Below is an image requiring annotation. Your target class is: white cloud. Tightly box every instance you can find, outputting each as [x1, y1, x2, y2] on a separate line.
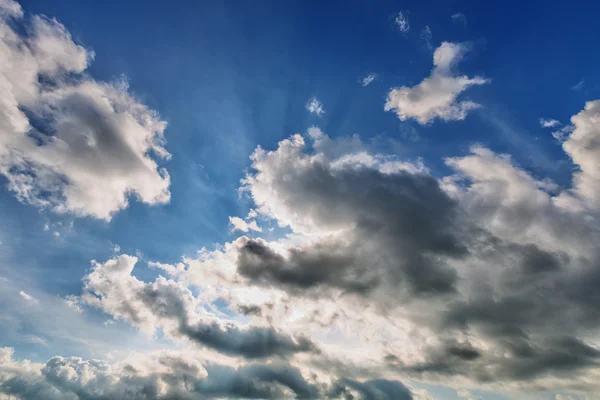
[385, 42, 489, 124]
[560, 99, 600, 208]
[394, 11, 410, 33]
[19, 290, 38, 303]
[361, 73, 377, 87]
[229, 216, 262, 233]
[0, 0, 171, 220]
[306, 97, 325, 116]
[540, 118, 561, 128]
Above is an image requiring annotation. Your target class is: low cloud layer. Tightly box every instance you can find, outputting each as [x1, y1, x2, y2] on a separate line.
[0, 0, 170, 220]
[385, 42, 488, 124]
[0, 347, 415, 399]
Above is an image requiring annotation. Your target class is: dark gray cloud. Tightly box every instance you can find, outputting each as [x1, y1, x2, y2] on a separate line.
[241, 147, 469, 298]
[180, 322, 316, 359]
[235, 132, 600, 390]
[328, 378, 413, 400]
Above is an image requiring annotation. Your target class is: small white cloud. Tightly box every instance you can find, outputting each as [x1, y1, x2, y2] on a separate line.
[420, 25, 433, 49]
[229, 216, 262, 233]
[394, 11, 410, 33]
[361, 73, 377, 87]
[385, 42, 488, 124]
[306, 97, 325, 116]
[540, 118, 561, 128]
[43, 223, 49, 231]
[19, 291, 38, 304]
[451, 13, 467, 26]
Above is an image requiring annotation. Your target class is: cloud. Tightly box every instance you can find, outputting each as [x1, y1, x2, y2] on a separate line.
[306, 97, 325, 116]
[361, 73, 377, 87]
[560, 100, 600, 208]
[0, 347, 416, 399]
[19, 291, 38, 304]
[174, 127, 600, 392]
[451, 13, 467, 27]
[572, 79, 585, 91]
[540, 118, 561, 128]
[229, 216, 262, 233]
[394, 11, 410, 33]
[0, 0, 171, 220]
[385, 42, 489, 124]
[81, 255, 316, 359]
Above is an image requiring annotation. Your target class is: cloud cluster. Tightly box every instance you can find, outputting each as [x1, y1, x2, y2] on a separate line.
[81, 255, 315, 360]
[0, 0, 171, 220]
[0, 347, 416, 399]
[385, 42, 488, 124]
[164, 124, 600, 394]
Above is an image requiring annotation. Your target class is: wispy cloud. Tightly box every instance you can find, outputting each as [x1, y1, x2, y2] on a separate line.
[540, 118, 561, 128]
[572, 79, 584, 91]
[360, 73, 377, 87]
[420, 25, 433, 49]
[451, 12, 467, 27]
[394, 11, 410, 33]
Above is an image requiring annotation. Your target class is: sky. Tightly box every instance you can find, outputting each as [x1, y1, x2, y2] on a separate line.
[1, 0, 600, 398]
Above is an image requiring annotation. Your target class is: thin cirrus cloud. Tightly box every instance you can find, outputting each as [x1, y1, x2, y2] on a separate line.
[451, 12, 468, 26]
[0, 0, 171, 221]
[385, 41, 489, 124]
[361, 73, 377, 87]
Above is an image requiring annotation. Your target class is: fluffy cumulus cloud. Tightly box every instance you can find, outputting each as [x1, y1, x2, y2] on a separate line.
[4, 1, 600, 399]
[560, 100, 600, 209]
[4, 118, 600, 397]
[150, 123, 600, 395]
[229, 216, 262, 233]
[80, 255, 315, 359]
[385, 42, 488, 124]
[0, 346, 416, 399]
[0, 0, 171, 220]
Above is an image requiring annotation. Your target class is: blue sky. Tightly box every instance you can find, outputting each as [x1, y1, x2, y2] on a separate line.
[1, 0, 600, 399]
